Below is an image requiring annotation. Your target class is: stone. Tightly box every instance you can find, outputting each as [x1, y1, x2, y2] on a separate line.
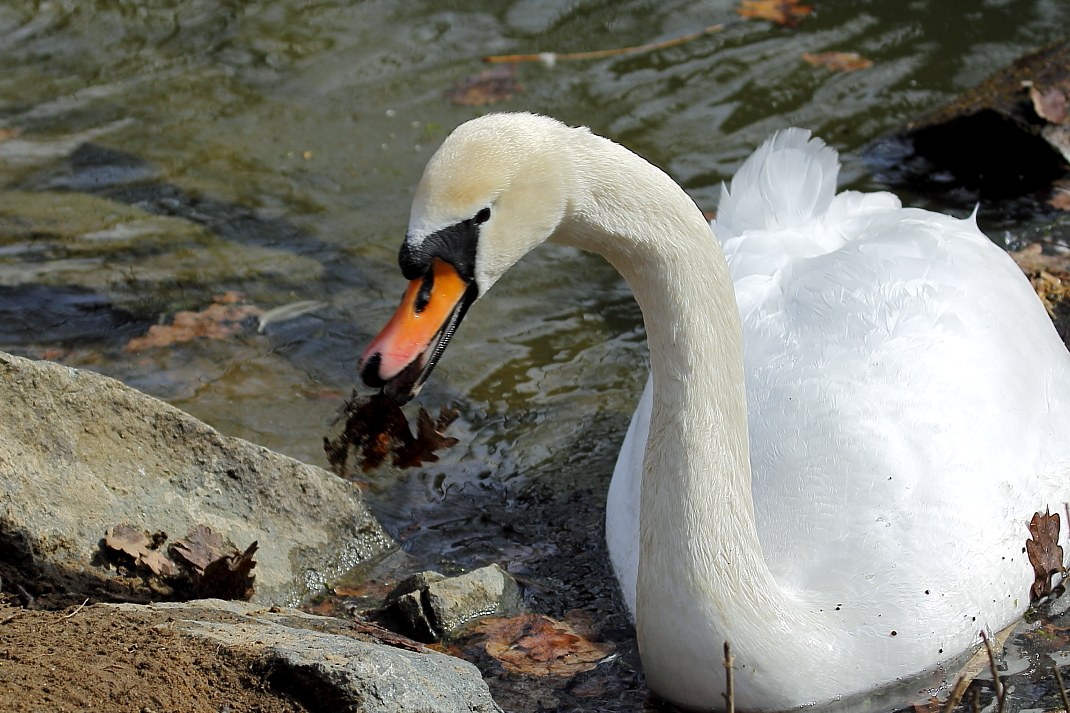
[0, 351, 394, 606]
[382, 565, 522, 642]
[110, 599, 504, 713]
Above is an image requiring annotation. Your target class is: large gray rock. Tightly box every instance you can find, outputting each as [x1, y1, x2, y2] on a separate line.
[0, 351, 394, 605]
[111, 599, 504, 713]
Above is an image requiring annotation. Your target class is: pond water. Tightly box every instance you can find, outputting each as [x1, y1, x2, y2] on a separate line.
[2, 0, 1070, 711]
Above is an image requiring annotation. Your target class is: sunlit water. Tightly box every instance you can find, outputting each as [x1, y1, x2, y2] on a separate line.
[2, 1, 1070, 710]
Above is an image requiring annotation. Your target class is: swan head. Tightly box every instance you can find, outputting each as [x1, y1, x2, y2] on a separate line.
[359, 113, 575, 402]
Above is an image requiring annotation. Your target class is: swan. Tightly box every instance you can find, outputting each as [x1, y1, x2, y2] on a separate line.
[358, 112, 1070, 711]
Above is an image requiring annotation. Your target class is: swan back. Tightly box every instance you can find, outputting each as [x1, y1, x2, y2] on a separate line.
[610, 125, 1070, 709]
[714, 128, 839, 239]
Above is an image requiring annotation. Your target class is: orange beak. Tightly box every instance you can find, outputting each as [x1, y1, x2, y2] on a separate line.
[359, 258, 476, 403]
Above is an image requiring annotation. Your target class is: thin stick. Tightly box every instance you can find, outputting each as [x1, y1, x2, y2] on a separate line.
[1055, 666, 1070, 713]
[723, 640, 735, 713]
[942, 675, 969, 713]
[484, 22, 734, 64]
[62, 598, 90, 619]
[971, 686, 981, 713]
[980, 631, 1005, 713]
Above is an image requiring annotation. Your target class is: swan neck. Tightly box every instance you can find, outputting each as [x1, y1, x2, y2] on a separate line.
[557, 132, 772, 593]
[548, 129, 837, 708]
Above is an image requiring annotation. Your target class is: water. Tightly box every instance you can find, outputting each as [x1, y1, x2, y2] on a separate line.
[2, 1, 1070, 710]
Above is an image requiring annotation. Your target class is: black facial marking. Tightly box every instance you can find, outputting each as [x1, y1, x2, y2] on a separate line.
[399, 208, 490, 283]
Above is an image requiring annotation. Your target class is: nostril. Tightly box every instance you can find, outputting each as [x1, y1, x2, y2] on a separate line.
[360, 352, 385, 388]
[414, 271, 434, 314]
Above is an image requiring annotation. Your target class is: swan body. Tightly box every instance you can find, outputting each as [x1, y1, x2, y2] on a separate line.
[359, 113, 1070, 711]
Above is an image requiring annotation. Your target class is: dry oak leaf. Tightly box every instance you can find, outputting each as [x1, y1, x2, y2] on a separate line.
[802, 51, 873, 73]
[474, 613, 615, 677]
[171, 524, 228, 574]
[1009, 243, 1070, 315]
[1030, 85, 1070, 125]
[444, 65, 525, 106]
[104, 525, 176, 576]
[324, 392, 459, 474]
[736, 0, 813, 28]
[1051, 187, 1070, 211]
[1026, 508, 1065, 601]
[196, 541, 258, 601]
[126, 291, 263, 352]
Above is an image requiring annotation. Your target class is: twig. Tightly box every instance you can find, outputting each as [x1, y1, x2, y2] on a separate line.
[971, 686, 981, 713]
[1055, 666, 1070, 713]
[723, 640, 735, 713]
[62, 598, 90, 619]
[943, 674, 969, 713]
[980, 630, 1005, 713]
[484, 21, 737, 64]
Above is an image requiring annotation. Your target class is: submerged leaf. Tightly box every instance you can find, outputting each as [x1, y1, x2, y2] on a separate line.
[473, 612, 615, 677]
[801, 51, 873, 73]
[444, 65, 525, 106]
[736, 0, 813, 27]
[126, 292, 263, 351]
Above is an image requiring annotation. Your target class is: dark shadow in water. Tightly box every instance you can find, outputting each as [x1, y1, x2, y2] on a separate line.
[0, 284, 151, 346]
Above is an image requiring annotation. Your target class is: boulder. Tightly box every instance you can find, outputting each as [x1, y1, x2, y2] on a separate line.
[110, 599, 504, 713]
[0, 351, 394, 606]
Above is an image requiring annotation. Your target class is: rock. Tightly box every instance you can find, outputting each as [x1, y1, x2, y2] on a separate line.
[866, 38, 1070, 211]
[382, 565, 522, 642]
[0, 351, 394, 606]
[110, 599, 504, 713]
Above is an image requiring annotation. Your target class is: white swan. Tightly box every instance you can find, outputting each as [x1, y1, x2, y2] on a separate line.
[359, 113, 1070, 711]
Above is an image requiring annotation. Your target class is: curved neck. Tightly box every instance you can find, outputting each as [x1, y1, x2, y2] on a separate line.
[551, 131, 830, 708]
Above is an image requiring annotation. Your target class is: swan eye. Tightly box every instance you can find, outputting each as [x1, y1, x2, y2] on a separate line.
[474, 207, 491, 224]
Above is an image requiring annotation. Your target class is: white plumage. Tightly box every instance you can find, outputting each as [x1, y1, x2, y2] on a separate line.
[607, 127, 1070, 709]
[374, 114, 1070, 711]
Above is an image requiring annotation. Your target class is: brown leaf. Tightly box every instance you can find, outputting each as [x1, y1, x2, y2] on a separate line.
[912, 697, 943, 713]
[126, 292, 263, 351]
[0, 128, 21, 141]
[324, 392, 459, 474]
[801, 52, 873, 73]
[393, 407, 460, 469]
[196, 541, 257, 601]
[104, 525, 176, 577]
[444, 65, 525, 106]
[1051, 187, 1070, 211]
[473, 613, 615, 677]
[1030, 85, 1070, 125]
[736, 0, 813, 27]
[171, 525, 228, 574]
[1009, 243, 1070, 315]
[1026, 508, 1065, 601]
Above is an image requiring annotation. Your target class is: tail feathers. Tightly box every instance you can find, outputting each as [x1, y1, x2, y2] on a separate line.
[714, 128, 840, 240]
